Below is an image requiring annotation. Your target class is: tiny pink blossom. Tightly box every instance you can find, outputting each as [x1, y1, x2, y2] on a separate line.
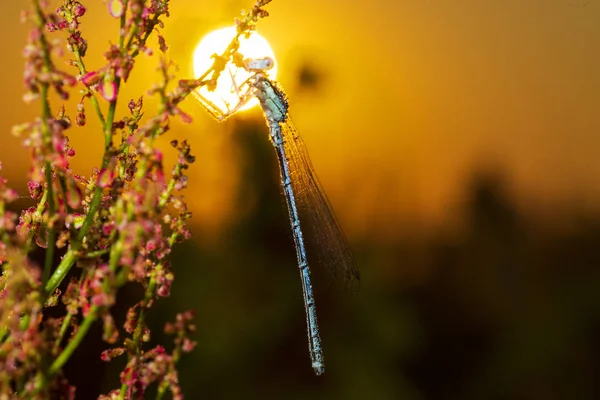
[54, 155, 70, 170]
[158, 35, 168, 53]
[46, 22, 59, 32]
[92, 293, 108, 307]
[66, 184, 82, 209]
[81, 71, 101, 86]
[108, 0, 124, 18]
[145, 240, 157, 252]
[153, 149, 163, 162]
[28, 181, 42, 198]
[62, 73, 77, 86]
[52, 135, 66, 153]
[182, 338, 197, 353]
[177, 110, 193, 124]
[100, 81, 117, 101]
[102, 222, 115, 236]
[2, 188, 19, 203]
[101, 347, 125, 362]
[97, 168, 115, 188]
[65, 213, 85, 229]
[76, 112, 86, 126]
[74, 4, 86, 17]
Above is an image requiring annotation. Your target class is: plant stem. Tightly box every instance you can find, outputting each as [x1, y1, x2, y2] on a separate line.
[118, 274, 157, 398]
[53, 313, 73, 354]
[44, 249, 76, 293]
[35, 0, 58, 288]
[158, 163, 181, 209]
[42, 175, 56, 286]
[41, 225, 56, 285]
[83, 249, 110, 258]
[48, 306, 98, 376]
[72, 46, 106, 127]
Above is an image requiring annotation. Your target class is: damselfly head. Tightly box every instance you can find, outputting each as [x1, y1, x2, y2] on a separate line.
[244, 57, 275, 73]
[192, 28, 278, 120]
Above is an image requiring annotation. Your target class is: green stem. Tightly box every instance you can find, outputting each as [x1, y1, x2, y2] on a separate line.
[158, 164, 181, 209]
[31, 0, 62, 293]
[77, 184, 104, 243]
[52, 313, 73, 354]
[45, 171, 107, 295]
[24, 186, 48, 253]
[83, 249, 110, 259]
[133, 277, 156, 348]
[119, 274, 157, 398]
[27, 306, 98, 396]
[119, 0, 129, 49]
[156, 382, 168, 400]
[48, 306, 98, 376]
[44, 249, 76, 293]
[37, 0, 58, 283]
[42, 227, 56, 285]
[156, 325, 185, 400]
[33, 17, 52, 120]
[0, 326, 7, 345]
[104, 82, 121, 148]
[109, 238, 124, 272]
[40, 164, 57, 292]
[72, 47, 106, 127]
[41, 196, 56, 279]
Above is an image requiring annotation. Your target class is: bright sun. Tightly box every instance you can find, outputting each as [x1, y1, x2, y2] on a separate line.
[192, 27, 277, 115]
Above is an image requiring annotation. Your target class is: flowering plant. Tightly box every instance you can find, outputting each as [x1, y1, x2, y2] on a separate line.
[0, 0, 272, 398]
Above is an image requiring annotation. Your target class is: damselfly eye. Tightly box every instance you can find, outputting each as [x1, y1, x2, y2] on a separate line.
[244, 57, 275, 72]
[262, 57, 274, 69]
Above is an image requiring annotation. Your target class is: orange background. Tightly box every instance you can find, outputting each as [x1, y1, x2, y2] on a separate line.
[1, 1, 599, 398]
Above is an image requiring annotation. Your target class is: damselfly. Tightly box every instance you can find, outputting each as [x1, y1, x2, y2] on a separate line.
[194, 56, 360, 375]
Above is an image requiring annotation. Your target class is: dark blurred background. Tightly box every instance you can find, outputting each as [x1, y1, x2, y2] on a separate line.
[2, 1, 600, 399]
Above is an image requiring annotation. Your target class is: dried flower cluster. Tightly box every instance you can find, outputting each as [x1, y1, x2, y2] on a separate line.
[0, 0, 273, 397]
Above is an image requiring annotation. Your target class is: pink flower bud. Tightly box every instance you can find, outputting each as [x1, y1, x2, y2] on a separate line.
[63, 74, 77, 86]
[153, 149, 163, 162]
[66, 183, 82, 209]
[28, 181, 42, 199]
[76, 112, 86, 126]
[182, 338, 197, 352]
[2, 188, 19, 203]
[102, 222, 115, 236]
[108, 0, 124, 18]
[101, 347, 125, 362]
[74, 5, 86, 17]
[52, 135, 65, 153]
[178, 109, 193, 124]
[97, 168, 114, 188]
[100, 81, 117, 101]
[53, 155, 70, 170]
[81, 71, 101, 86]
[145, 239, 157, 252]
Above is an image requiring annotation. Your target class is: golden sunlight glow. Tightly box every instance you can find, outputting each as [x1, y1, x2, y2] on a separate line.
[192, 27, 277, 116]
